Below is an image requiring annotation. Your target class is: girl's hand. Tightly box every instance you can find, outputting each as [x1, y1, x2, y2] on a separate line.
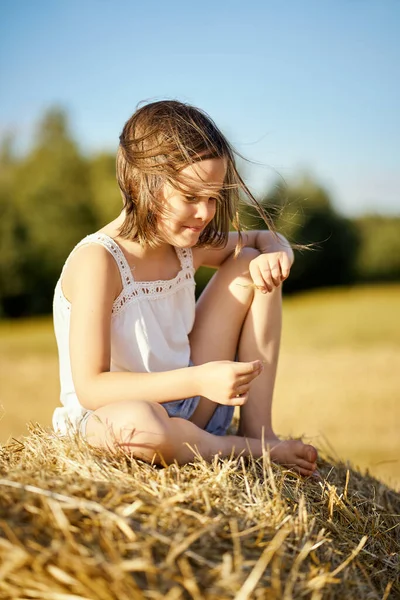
[249, 250, 292, 293]
[196, 360, 263, 406]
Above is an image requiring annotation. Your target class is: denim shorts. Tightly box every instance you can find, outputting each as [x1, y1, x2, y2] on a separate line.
[160, 396, 234, 436]
[78, 396, 234, 440]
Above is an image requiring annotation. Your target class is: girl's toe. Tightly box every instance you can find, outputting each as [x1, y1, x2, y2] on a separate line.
[303, 444, 318, 463]
[293, 441, 317, 464]
[295, 466, 315, 477]
[295, 458, 317, 473]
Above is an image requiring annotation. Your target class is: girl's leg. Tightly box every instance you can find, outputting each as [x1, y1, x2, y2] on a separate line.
[189, 248, 318, 473]
[84, 398, 269, 466]
[236, 282, 281, 440]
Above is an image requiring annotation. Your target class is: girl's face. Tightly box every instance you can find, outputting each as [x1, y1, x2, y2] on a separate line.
[158, 157, 227, 247]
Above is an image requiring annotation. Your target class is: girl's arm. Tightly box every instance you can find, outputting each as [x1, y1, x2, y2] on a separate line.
[193, 230, 294, 292]
[193, 230, 294, 269]
[66, 244, 257, 411]
[194, 229, 294, 281]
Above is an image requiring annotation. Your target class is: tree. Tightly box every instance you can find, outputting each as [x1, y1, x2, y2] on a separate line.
[355, 215, 400, 282]
[5, 108, 97, 315]
[88, 152, 122, 226]
[0, 135, 28, 315]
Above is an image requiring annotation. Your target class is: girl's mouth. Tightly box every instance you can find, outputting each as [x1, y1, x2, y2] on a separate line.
[184, 226, 203, 232]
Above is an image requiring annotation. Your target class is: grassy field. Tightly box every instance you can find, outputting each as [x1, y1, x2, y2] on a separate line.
[0, 284, 399, 490]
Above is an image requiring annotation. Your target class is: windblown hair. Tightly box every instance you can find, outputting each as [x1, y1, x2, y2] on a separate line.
[116, 100, 274, 250]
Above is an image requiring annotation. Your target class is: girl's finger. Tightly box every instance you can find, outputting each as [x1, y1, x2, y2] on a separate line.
[259, 264, 273, 292]
[280, 253, 291, 280]
[236, 360, 263, 375]
[234, 383, 250, 396]
[249, 262, 268, 292]
[270, 262, 283, 287]
[237, 369, 262, 385]
[237, 371, 261, 387]
[230, 392, 248, 405]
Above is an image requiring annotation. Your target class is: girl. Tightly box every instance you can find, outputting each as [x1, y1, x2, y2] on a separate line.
[52, 100, 318, 476]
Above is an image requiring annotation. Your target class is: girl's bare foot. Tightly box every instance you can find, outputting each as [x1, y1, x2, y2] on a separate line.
[265, 437, 318, 477]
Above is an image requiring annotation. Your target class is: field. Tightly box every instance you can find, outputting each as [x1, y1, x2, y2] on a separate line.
[0, 284, 399, 492]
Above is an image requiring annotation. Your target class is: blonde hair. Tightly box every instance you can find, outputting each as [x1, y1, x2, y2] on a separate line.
[116, 100, 273, 251]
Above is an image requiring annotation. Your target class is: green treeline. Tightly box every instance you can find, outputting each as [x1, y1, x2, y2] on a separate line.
[1, 107, 399, 318]
[0, 109, 122, 318]
[239, 176, 400, 294]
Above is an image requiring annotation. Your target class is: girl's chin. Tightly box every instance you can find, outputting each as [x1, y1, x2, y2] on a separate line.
[176, 227, 202, 240]
[160, 226, 202, 247]
[176, 236, 200, 248]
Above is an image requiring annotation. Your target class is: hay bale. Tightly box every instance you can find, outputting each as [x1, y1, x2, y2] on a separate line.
[0, 423, 398, 599]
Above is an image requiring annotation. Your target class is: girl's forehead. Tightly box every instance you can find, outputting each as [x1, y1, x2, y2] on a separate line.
[178, 157, 227, 187]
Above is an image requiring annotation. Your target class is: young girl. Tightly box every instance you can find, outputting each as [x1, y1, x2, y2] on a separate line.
[52, 100, 318, 476]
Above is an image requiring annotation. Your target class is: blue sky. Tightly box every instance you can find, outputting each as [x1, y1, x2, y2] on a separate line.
[1, 0, 399, 216]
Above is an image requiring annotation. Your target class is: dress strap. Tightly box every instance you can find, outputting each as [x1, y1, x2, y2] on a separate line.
[175, 247, 194, 273]
[63, 233, 134, 288]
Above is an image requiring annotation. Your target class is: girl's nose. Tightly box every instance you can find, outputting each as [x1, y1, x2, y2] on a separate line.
[195, 199, 216, 222]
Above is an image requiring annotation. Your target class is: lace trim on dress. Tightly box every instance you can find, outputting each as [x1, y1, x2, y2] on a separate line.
[112, 269, 195, 315]
[175, 247, 193, 272]
[55, 233, 195, 317]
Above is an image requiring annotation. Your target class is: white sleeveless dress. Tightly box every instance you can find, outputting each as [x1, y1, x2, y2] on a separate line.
[52, 232, 234, 437]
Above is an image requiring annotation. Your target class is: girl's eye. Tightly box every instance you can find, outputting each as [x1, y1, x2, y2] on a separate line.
[186, 196, 217, 203]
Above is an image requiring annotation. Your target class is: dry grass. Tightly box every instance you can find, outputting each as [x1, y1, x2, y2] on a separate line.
[0, 422, 399, 599]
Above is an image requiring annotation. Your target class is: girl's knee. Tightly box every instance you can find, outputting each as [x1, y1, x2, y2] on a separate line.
[224, 247, 260, 293]
[218, 246, 260, 282]
[237, 246, 261, 262]
[86, 400, 174, 463]
[226, 247, 260, 270]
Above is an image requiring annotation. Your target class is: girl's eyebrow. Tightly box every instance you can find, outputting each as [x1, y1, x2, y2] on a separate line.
[184, 190, 223, 201]
[185, 188, 222, 195]
[182, 183, 224, 196]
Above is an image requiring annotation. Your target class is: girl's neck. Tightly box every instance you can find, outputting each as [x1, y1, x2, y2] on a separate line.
[99, 212, 172, 262]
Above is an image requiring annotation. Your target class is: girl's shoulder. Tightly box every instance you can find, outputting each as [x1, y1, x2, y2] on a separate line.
[61, 235, 122, 305]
